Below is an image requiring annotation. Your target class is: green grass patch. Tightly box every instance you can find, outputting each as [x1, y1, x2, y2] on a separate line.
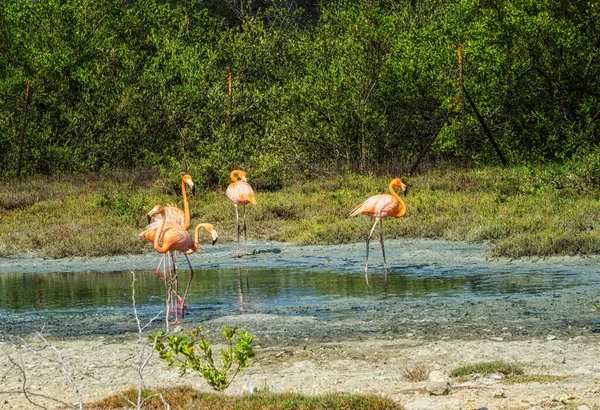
[503, 374, 570, 384]
[88, 386, 404, 410]
[2, 156, 600, 258]
[449, 361, 524, 379]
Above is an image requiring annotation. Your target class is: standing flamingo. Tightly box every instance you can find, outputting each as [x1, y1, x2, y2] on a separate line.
[144, 205, 218, 325]
[225, 170, 257, 256]
[350, 178, 407, 280]
[139, 174, 194, 275]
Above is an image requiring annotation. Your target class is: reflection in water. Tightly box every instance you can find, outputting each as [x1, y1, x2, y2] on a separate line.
[0, 264, 583, 317]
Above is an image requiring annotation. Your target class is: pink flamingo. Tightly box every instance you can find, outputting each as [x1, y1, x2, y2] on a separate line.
[225, 170, 257, 256]
[350, 178, 407, 280]
[145, 205, 218, 325]
[139, 174, 194, 276]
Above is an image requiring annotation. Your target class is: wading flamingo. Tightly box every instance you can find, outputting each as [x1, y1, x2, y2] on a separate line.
[145, 205, 218, 325]
[350, 178, 407, 280]
[139, 174, 195, 275]
[225, 170, 257, 256]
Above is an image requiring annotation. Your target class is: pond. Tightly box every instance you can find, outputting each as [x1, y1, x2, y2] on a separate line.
[1, 240, 599, 339]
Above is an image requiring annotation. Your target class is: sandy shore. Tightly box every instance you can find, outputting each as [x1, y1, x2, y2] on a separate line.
[1, 330, 600, 409]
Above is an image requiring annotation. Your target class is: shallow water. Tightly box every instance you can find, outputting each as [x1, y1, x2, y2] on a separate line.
[1, 240, 599, 339]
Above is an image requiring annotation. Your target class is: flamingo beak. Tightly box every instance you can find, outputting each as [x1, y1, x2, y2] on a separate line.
[211, 230, 218, 245]
[146, 214, 151, 224]
[191, 184, 196, 196]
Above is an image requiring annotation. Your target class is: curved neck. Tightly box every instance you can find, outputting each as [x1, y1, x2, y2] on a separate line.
[181, 178, 190, 229]
[154, 210, 169, 253]
[389, 181, 407, 217]
[230, 170, 242, 182]
[194, 223, 211, 243]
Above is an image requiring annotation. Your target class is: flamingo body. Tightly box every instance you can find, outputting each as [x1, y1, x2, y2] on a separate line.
[350, 194, 402, 219]
[226, 170, 256, 256]
[350, 178, 407, 279]
[143, 205, 218, 326]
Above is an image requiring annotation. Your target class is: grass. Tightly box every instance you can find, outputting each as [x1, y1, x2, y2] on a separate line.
[401, 364, 429, 382]
[503, 374, 571, 384]
[449, 361, 571, 385]
[449, 360, 524, 379]
[1, 154, 600, 258]
[88, 386, 404, 410]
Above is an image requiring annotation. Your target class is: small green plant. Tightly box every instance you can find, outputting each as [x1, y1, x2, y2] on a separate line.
[152, 326, 255, 391]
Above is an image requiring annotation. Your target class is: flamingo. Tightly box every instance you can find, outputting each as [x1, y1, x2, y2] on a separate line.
[145, 205, 218, 325]
[350, 178, 407, 280]
[139, 174, 194, 276]
[225, 170, 257, 256]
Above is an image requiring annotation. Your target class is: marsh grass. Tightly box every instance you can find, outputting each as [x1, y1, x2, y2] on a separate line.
[2, 157, 600, 258]
[89, 386, 404, 409]
[449, 361, 524, 379]
[503, 374, 570, 384]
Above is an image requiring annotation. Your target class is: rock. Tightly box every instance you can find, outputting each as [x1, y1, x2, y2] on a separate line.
[576, 406, 591, 410]
[426, 381, 451, 396]
[547, 335, 557, 341]
[493, 388, 505, 398]
[487, 373, 504, 380]
[427, 371, 451, 395]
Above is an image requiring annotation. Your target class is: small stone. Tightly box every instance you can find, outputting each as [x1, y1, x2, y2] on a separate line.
[426, 381, 451, 396]
[428, 370, 449, 383]
[577, 406, 591, 410]
[487, 373, 504, 380]
[490, 337, 503, 341]
[547, 335, 557, 341]
[493, 388, 505, 398]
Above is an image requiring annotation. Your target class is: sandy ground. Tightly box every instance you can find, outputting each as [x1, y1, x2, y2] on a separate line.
[1, 240, 600, 409]
[1, 330, 600, 409]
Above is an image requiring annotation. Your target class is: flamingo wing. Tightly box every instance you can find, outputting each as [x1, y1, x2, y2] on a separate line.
[350, 194, 399, 218]
[226, 181, 256, 206]
[160, 224, 196, 253]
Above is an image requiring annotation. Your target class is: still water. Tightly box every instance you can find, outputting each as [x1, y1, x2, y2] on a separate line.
[0, 262, 591, 319]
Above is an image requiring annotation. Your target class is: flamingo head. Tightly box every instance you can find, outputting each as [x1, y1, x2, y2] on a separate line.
[231, 169, 247, 182]
[391, 178, 408, 196]
[182, 174, 195, 194]
[146, 205, 165, 224]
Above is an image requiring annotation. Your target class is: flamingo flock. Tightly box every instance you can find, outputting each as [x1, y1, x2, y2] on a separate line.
[141, 171, 407, 326]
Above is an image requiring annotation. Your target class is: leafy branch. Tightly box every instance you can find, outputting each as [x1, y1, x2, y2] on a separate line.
[152, 326, 255, 391]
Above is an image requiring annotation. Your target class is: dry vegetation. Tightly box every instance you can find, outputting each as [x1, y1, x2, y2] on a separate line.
[1, 158, 600, 259]
[88, 386, 404, 410]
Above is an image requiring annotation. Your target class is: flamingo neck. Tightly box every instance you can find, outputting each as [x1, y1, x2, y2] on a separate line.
[194, 223, 212, 243]
[230, 170, 243, 182]
[182, 178, 190, 229]
[154, 209, 169, 253]
[389, 181, 407, 217]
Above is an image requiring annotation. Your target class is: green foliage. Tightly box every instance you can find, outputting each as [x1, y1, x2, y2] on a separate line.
[1, 1, 599, 178]
[153, 326, 255, 391]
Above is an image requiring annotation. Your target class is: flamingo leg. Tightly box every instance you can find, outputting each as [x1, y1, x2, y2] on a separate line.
[155, 254, 166, 279]
[235, 205, 241, 257]
[164, 252, 172, 331]
[243, 205, 248, 255]
[380, 219, 388, 280]
[365, 218, 380, 280]
[169, 252, 181, 325]
[179, 253, 195, 317]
